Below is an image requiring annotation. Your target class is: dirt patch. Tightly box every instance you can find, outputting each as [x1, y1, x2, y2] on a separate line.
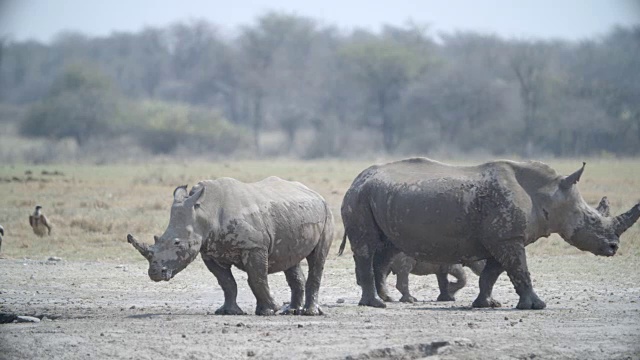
[1, 255, 639, 359]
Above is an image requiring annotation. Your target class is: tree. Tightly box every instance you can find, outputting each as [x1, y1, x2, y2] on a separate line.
[340, 26, 431, 153]
[21, 63, 122, 146]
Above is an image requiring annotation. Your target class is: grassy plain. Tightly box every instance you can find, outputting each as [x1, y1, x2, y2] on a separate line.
[0, 157, 639, 261]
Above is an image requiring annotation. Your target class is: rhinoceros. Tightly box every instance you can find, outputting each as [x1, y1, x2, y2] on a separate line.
[341, 158, 640, 309]
[128, 176, 334, 316]
[340, 241, 484, 303]
[384, 255, 485, 303]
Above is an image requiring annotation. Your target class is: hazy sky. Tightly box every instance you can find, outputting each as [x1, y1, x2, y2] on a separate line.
[1, 0, 639, 42]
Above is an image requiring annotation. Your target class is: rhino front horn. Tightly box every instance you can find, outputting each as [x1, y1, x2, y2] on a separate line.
[127, 234, 153, 260]
[615, 204, 640, 235]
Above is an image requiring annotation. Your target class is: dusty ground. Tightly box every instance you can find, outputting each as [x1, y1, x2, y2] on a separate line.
[1, 159, 639, 359]
[1, 253, 639, 359]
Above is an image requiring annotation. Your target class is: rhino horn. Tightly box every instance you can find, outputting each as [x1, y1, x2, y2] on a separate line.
[615, 203, 640, 234]
[127, 234, 153, 260]
[173, 185, 189, 202]
[560, 162, 586, 190]
[596, 196, 611, 217]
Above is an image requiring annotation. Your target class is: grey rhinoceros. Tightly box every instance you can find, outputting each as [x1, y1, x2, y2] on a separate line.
[341, 158, 640, 310]
[128, 176, 334, 316]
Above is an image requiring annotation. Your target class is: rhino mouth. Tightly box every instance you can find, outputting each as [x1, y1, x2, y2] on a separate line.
[601, 242, 618, 257]
[149, 267, 173, 282]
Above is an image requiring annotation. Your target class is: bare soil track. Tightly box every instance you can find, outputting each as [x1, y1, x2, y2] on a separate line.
[1, 254, 639, 359]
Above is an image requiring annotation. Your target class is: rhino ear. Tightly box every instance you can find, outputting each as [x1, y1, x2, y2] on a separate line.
[560, 162, 586, 190]
[596, 196, 611, 217]
[173, 185, 189, 202]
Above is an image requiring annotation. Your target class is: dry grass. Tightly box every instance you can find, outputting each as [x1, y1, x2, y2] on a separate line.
[0, 157, 638, 261]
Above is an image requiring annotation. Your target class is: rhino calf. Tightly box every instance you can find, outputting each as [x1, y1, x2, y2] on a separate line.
[342, 158, 640, 310]
[342, 243, 484, 303]
[128, 177, 334, 316]
[386, 254, 485, 303]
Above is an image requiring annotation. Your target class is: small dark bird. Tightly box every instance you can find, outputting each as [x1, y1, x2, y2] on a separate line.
[29, 205, 51, 236]
[0, 224, 4, 252]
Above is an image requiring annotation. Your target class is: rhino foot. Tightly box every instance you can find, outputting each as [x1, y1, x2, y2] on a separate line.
[255, 303, 279, 316]
[214, 304, 246, 315]
[378, 293, 395, 302]
[358, 297, 387, 308]
[281, 305, 304, 315]
[302, 305, 324, 316]
[516, 293, 546, 310]
[399, 295, 417, 303]
[472, 297, 502, 308]
[436, 293, 455, 302]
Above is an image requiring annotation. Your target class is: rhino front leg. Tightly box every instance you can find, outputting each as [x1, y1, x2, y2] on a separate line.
[491, 240, 546, 310]
[202, 257, 246, 315]
[395, 270, 417, 303]
[282, 263, 305, 315]
[472, 258, 504, 308]
[244, 250, 279, 315]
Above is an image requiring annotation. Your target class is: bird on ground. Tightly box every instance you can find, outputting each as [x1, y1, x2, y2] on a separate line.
[0, 224, 4, 252]
[29, 205, 51, 236]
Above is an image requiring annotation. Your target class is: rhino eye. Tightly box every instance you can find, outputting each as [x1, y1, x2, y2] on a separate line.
[194, 203, 201, 209]
[174, 239, 181, 246]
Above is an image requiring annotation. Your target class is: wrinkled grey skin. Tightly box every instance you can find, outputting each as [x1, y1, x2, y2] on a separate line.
[384, 254, 485, 303]
[128, 176, 334, 316]
[341, 158, 640, 310]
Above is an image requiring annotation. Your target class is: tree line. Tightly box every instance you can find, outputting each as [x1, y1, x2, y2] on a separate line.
[0, 13, 638, 158]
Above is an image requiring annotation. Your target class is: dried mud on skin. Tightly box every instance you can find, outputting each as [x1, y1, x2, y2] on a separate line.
[1, 255, 639, 359]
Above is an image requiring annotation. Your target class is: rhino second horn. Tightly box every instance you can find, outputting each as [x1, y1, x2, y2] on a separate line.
[615, 203, 640, 234]
[127, 234, 153, 260]
[560, 162, 586, 190]
[596, 196, 611, 217]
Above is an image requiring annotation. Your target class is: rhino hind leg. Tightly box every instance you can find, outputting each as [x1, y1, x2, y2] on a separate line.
[244, 250, 279, 315]
[373, 247, 400, 302]
[435, 267, 455, 302]
[202, 257, 246, 315]
[354, 252, 386, 308]
[302, 238, 331, 316]
[282, 263, 306, 315]
[444, 265, 467, 300]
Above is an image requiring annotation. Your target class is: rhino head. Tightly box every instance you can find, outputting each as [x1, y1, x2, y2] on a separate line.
[128, 184, 206, 281]
[547, 163, 640, 256]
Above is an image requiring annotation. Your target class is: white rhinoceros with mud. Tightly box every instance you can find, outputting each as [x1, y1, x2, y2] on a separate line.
[128, 176, 334, 316]
[341, 158, 640, 310]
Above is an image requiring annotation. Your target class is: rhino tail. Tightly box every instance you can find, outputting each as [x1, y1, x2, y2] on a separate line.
[338, 233, 348, 256]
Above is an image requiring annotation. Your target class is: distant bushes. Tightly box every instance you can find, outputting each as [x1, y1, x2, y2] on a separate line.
[131, 100, 251, 154]
[20, 64, 123, 146]
[19, 64, 251, 157]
